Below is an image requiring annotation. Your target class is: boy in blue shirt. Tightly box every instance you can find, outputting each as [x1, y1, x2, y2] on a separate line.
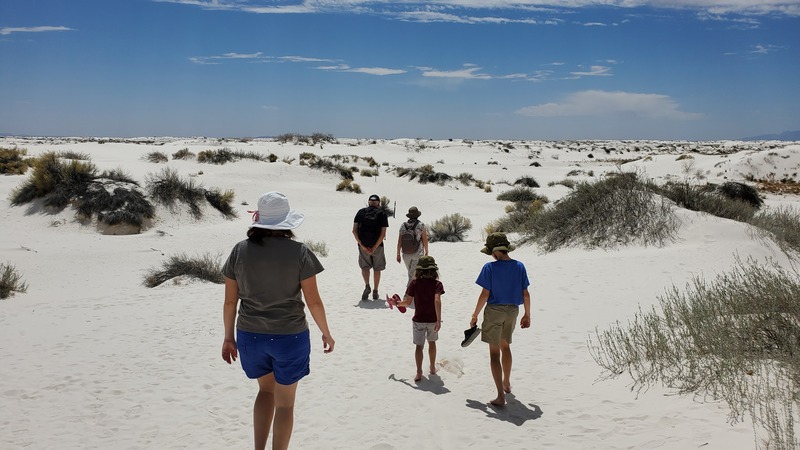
[469, 232, 531, 406]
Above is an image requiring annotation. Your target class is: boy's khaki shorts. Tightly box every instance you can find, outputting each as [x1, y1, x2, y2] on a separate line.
[481, 304, 519, 346]
[412, 321, 438, 346]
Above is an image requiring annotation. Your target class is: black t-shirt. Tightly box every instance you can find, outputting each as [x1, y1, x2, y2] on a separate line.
[354, 206, 389, 247]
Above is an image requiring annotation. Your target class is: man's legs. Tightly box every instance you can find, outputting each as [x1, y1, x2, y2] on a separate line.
[488, 343, 506, 406]
[361, 268, 371, 300]
[372, 270, 382, 299]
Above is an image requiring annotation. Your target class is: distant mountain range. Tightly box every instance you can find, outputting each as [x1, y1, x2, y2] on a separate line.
[742, 130, 800, 141]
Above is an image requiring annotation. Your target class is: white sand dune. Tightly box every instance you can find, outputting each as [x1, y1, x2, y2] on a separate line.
[1, 137, 799, 449]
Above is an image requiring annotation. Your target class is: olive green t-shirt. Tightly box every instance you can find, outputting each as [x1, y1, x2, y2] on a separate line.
[223, 237, 324, 335]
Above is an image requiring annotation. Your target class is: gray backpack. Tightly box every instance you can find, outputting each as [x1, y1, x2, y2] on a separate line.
[400, 221, 421, 254]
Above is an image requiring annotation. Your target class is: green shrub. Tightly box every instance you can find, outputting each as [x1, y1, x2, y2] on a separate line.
[204, 188, 238, 218]
[394, 165, 452, 186]
[514, 176, 539, 188]
[172, 148, 195, 160]
[145, 168, 235, 219]
[456, 172, 476, 186]
[378, 196, 394, 217]
[197, 148, 236, 164]
[309, 158, 354, 180]
[144, 151, 169, 163]
[0, 263, 28, 299]
[717, 181, 763, 208]
[520, 172, 679, 252]
[589, 258, 800, 449]
[496, 186, 544, 203]
[428, 213, 472, 243]
[0, 147, 34, 175]
[57, 151, 91, 160]
[144, 253, 223, 287]
[749, 207, 800, 255]
[657, 182, 757, 222]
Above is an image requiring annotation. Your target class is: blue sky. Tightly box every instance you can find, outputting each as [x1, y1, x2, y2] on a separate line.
[1, 0, 799, 140]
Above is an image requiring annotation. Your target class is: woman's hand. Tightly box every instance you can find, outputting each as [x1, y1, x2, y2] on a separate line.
[322, 334, 335, 353]
[222, 338, 238, 364]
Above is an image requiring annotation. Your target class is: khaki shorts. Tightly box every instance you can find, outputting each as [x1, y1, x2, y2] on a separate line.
[412, 321, 438, 346]
[358, 244, 386, 271]
[481, 304, 519, 346]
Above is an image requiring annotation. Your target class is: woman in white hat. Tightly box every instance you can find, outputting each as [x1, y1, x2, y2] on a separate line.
[221, 191, 334, 450]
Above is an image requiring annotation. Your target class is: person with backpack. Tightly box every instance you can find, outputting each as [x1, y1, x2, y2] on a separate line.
[352, 194, 390, 301]
[395, 206, 429, 286]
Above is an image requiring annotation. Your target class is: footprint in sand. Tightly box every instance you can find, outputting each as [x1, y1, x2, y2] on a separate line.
[437, 358, 465, 378]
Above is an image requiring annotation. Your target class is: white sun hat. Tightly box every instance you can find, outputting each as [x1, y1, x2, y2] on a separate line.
[248, 191, 304, 230]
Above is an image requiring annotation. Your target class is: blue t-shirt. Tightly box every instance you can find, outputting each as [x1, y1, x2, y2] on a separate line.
[475, 259, 530, 305]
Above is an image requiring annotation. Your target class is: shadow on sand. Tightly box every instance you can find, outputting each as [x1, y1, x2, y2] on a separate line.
[354, 298, 388, 310]
[465, 394, 542, 426]
[389, 373, 451, 395]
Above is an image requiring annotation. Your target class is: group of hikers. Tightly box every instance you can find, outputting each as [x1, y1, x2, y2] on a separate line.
[221, 191, 531, 450]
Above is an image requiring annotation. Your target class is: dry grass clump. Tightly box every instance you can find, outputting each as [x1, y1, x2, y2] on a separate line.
[336, 179, 362, 193]
[308, 158, 354, 180]
[749, 207, 800, 255]
[172, 148, 196, 160]
[145, 167, 236, 219]
[756, 179, 800, 195]
[10, 152, 155, 229]
[197, 148, 236, 164]
[0, 147, 35, 175]
[496, 186, 546, 203]
[144, 151, 169, 163]
[590, 258, 800, 450]
[657, 182, 758, 222]
[143, 253, 223, 287]
[548, 179, 577, 189]
[57, 151, 91, 160]
[0, 263, 28, 299]
[428, 213, 472, 242]
[359, 168, 379, 177]
[276, 132, 337, 145]
[519, 172, 679, 252]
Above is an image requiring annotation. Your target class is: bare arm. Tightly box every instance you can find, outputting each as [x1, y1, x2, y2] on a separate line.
[371, 226, 388, 252]
[434, 293, 442, 332]
[421, 226, 429, 256]
[222, 276, 239, 364]
[396, 228, 402, 263]
[301, 275, 335, 353]
[398, 294, 413, 308]
[520, 288, 531, 329]
[470, 288, 490, 328]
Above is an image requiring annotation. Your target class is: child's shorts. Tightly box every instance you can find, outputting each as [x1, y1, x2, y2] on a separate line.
[481, 304, 519, 346]
[412, 321, 438, 346]
[237, 328, 310, 385]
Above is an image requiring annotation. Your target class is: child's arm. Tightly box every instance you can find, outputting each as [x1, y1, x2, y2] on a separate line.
[470, 288, 490, 327]
[434, 293, 442, 331]
[397, 294, 413, 307]
[520, 288, 531, 329]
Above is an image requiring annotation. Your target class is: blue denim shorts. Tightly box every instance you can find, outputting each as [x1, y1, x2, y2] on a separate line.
[237, 329, 311, 385]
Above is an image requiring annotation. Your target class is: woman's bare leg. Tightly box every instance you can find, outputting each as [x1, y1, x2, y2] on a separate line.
[254, 374, 276, 450]
[271, 380, 299, 450]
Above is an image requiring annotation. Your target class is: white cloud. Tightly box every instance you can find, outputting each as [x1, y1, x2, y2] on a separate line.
[570, 65, 613, 77]
[189, 52, 266, 64]
[422, 66, 492, 79]
[0, 26, 75, 35]
[516, 90, 704, 120]
[279, 56, 336, 63]
[315, 64, 406, 75]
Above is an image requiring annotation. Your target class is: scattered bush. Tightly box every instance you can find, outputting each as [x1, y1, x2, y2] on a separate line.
[336, 179, 362, 193]
[548, 179, 576, 189]
[0, 263, 28, 299]
[197, 148, 236, 164]
[657, 182, 757, 223]
[717, 181, 763, 208]
[514, 176, 539, 188]
[172, 148, 195, 160]
[394, 164, 452, 186]
[360, 168, 379, 177]
[749, 207, 800, 255]
[589, 258, 800, 449]
[496, 186, 545, 203]
[144, 151, 169, 163]
[378, 196, 395, 218]
[309, 158, 354, 180]
[145, 168, 235, 219]
[304, 240, 329, 257]
[57, 151, 91, 160]
[520, 172, 679, 252]
[456, 172, 476, 185]
[0, 147, 34, 175]
[428, 213, 472, 243]
[143, 253, 223, 287]
[204, 188, 237, 218]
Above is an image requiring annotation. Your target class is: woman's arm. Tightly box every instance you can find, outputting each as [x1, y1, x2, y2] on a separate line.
[421, 226, 429, 256]
[301, 275, 335, 353]
[396, 228, 402, 263]
[222, 276, 239, 364]
[470, 288, 490, 328]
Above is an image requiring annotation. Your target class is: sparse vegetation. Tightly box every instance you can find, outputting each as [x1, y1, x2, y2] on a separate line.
[514, 176, 539, 188]
[144, 151, 169, 163]
[394, 164, 452, 185]
[590, 258, 800, 450]
[145, 167, 236, 219]
[749, 207, 800, 255]
[0, 263, 28, 299]
[336, 179, 362, 193]
[496, 186, 546, 203]
[427, 213, 472, 243]
[0, 147, 34, 175]
[143, 253, 223, 287]
[172, 148, 195, 160]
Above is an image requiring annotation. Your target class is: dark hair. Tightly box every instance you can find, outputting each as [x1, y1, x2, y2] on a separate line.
[247, 227, 294, 245]
[414, 268, 439, 280]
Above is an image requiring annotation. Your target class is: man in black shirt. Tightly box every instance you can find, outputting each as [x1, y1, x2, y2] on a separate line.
[352, 194, 390, 300]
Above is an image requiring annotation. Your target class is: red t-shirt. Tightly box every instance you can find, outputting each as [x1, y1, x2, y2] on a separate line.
[405, 278, 444, 323]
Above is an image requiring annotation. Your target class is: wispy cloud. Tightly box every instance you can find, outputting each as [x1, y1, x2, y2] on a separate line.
[189, 52, 266, 64]
[570, 65, 614, 77]
[316, 64, 407, 75]
[421, 66, 492, 79]
[516, 90, 704, 120]
[154, 0, 800, 19]
[0, 26, 75, 36]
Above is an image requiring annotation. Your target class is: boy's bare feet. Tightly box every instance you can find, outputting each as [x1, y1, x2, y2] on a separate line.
[414, 371, 423, 382]
[503, 383, 511, 393]
[489, 396, 506, 407]
[430, 366, 437, 375]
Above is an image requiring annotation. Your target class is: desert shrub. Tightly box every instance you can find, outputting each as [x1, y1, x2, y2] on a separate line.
[360, 168, 379, 177]
[311, 132, 336, 145]
[514, 176, 539, 188]
[76, 173, 155, 228]
[9, 152, 96, 207]
[364, 156, 379, 167]
[276, 133, 298, 144]
[267, 153, 278, 163]
[395, 165, 452, 186]
[204, 188, 237, 218]
[57, 151, 91, 160]
[377, 196, 395, 218]
[143, 253, 223, 287]
[0, 147, 34, 175]
[145, 168, 205, 218]
[281, 156, 295, 165]
[144, 151, 169, 163]
[657, 182, 757, 222]
[520, 172, 679, 252]
[548, 179, 576, 189]
[484, 185, 492, 193]
[197, 148, 236, 164]
[489, 199, 549, 234]
[717, 181, 763, 208]
[303, 240, 329, 257]
[172, 148, 196, 160]
[589, 258, 800, 449]
[309, 158, 353, 180]
[336, 179, 362, 193]
[428, 213, 472, 243]
[749, 207, 800, 255]
[496, 186, 545, 203]
[456, 172, 475, 185]
[0, 263, 28, 299]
